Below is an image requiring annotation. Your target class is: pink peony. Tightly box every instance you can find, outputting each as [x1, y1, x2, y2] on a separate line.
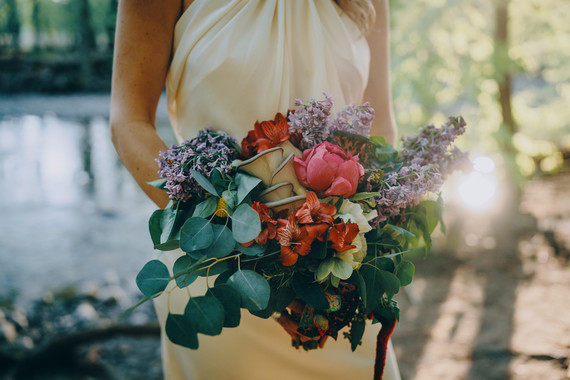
[293, 142, 364, 197]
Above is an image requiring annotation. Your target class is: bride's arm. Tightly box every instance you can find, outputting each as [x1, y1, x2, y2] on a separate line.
[364, 0, 397, 145]
[110, 0, 182, 208]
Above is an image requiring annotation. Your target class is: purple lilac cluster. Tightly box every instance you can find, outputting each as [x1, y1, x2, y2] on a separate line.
[328, 103, 374, 138]
[287, 94, 333, 150]
[373, 117, 468, 222]
[287, 94, 374, 150]
[400, 116, 469, 175]
[156, 128, 239, 202]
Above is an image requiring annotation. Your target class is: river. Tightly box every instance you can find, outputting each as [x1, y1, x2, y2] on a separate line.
[0, 94, 174, 306]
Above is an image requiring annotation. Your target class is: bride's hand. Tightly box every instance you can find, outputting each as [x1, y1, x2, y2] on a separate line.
[273, 300, 329, 349]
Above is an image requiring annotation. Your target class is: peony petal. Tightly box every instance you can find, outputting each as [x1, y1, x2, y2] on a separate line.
[306, 157, 334, 191]
[324, 176, 353, 196]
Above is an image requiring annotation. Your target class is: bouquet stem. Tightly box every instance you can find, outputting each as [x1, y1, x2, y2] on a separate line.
[373, 318, 397, 380]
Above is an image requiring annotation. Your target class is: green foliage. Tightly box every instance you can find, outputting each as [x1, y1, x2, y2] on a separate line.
[184, 296, 225, 336]
[227, 270, 270, 312]
[230, 204, 261, 243]
[179, 217, 214, 252]
[291, 273, 329, 311]
[165, 313, 199, 349]
[206, 285, 241, 328]
[135, 260, 170, 298]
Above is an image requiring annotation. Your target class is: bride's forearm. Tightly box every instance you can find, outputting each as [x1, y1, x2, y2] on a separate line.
[110, 120, 170, 208]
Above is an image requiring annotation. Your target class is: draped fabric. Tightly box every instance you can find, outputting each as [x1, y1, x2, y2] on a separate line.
[154, 1, 401, 379]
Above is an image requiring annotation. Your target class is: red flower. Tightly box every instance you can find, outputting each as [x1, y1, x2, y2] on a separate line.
[241, 113, 290, 159]
[328, 221, 359, 253]
[277, 216, 314, 266]
[295, 191, 336, 225]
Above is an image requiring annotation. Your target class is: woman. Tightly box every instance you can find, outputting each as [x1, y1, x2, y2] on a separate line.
[111, 1, 400, 379]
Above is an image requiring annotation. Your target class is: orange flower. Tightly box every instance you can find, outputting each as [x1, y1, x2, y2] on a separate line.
[295, 191, 336, 225]
[241, 113, 290, 159]
[277, 215, 313, 266]
[328, 221, 360, 253]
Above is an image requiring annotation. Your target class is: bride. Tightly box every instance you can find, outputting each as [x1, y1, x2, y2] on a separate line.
[110, 1, 401, 379]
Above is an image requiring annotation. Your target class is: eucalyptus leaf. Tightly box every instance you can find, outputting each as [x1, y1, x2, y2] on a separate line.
[207, 285, 241, 328]
[180, 218, 214, 252]
[192, 197, 218, 218]
[204, 224, 235, 258]
[189, 169, 218, 196]
[291, 274, 329, 310]
[173, 255, 198, 289]
[184, 295, 225, 336]
[235, 172, 262, 204]
[195, 260, 230, 278]
[165, 313, 199, 349]
[235, 242, 266, 256]
[227, 270, 270, 311]
[222, 190, 236, 209]
[230, 204, 261, 243]
[395, 260, 415, 287]
[135, 260, 170, 298]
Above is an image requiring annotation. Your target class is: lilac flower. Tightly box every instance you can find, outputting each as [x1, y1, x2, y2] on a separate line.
[329, 102, 374, 138]
[370, 117, 468, 223]
[287, 94, 334, 149]
[156, 128, 239, 202]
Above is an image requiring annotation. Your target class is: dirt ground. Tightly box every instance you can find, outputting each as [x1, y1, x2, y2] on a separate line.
[392, 171, 570, 380]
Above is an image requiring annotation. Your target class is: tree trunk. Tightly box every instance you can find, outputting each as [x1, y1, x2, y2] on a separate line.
[6, 0, 21, 52]
[494, 0, 521, 210]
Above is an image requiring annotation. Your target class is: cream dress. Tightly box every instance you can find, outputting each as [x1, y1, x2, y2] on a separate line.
[153, 1, 401, 379]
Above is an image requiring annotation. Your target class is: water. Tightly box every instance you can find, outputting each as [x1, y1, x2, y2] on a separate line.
[0, 96, 173, 306]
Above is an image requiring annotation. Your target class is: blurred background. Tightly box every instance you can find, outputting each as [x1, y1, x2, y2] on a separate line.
[0, 0, 568, 379]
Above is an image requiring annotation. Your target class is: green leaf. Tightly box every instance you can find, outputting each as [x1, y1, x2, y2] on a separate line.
[184, 295, 225, 336]
[207, 284, 241, 328]
[235, 242, 266, 256]
[395, 260, 415, 287]
[235, 172, 262, 204]
[222, 190, 237, 209]
[172, 255, 198, 289]
[369, 135, 387, 145]
[359, 264, 400, 310]
[189, 169, 219, 196]
[349, 192, 381, 202]
[192, 197, 218, 218]
[195, 260, 230, 277]
[136, 260, 170, 298]
[291, 274, 329, 310]
[180, 218, 214, 252]
[350, 319, 366, 352]
[149, 208, 176, 249]
[165, 313, 199, 349]
[227, 270, 270, 311]
[230, 204, 261, 243]
[147, 178, 167, 190]
[204, 224, 235, 258]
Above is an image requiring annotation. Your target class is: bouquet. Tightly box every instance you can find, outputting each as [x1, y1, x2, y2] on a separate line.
[134, 94, 468, 379]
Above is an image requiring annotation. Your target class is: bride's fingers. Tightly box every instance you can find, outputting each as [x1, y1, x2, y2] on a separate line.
[318, 335, 329, 348]
[288, 299, 305, 314]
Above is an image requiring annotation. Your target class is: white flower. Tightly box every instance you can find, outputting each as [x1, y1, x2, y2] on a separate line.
[336, 199, 377, 234]
[315, 234, 368, 284]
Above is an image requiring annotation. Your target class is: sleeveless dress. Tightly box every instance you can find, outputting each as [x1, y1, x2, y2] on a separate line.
[153, 1, 401, 379]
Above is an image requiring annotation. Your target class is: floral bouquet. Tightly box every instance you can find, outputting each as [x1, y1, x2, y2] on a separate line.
[134, 95, 467, 379]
